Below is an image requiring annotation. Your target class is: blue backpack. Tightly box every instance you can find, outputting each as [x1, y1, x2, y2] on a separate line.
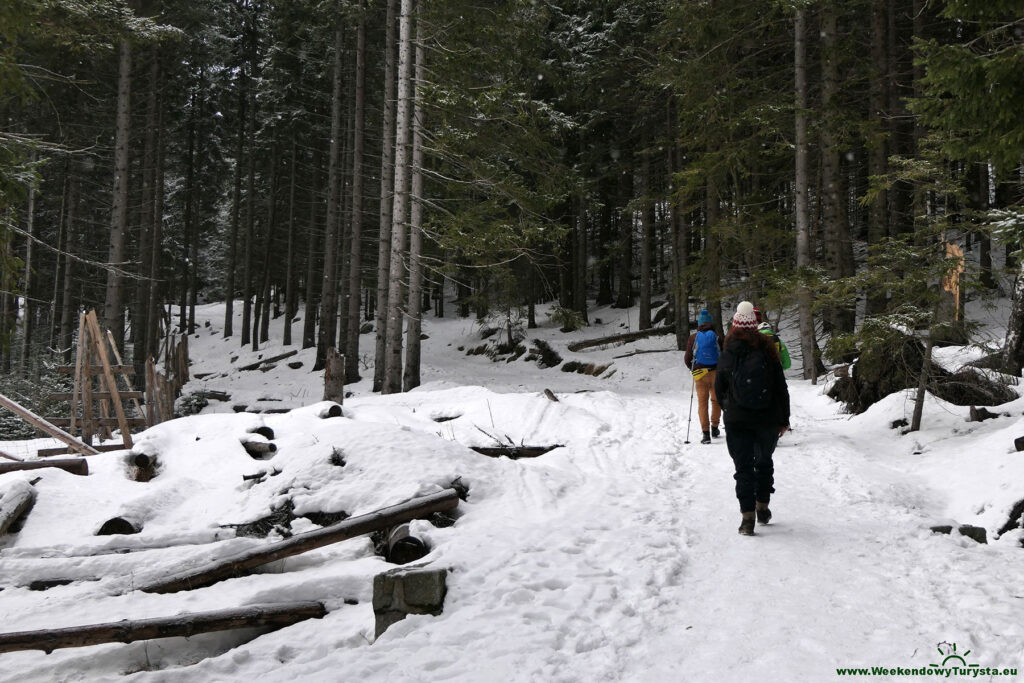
[694, 330, 719, 366]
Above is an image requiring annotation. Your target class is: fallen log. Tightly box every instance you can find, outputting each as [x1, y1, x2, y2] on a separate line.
[0, 480, 37, 535]
[318, 403, 343, 418]
[242, 441, 277, 459]
[194, 390, 231, 402]
[238, 350, 298, 372]
[37, 443, 128, 458]
[0, 393, 100, 456]
[0, 601, 327, 654]
[383, 524, 429, 565]
[96, 517, 141, 536]
[141, 488, 460, 594]
[470, 445, 562, 459]
[0, 459, 88, 477]
[567, 326, 673, 353]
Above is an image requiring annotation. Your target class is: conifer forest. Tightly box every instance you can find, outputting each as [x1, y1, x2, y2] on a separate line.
[2, 0, 1024, 410]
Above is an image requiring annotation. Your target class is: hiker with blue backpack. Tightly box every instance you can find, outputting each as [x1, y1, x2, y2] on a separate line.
[684, 309, 723, 445]
[715, 301, 791, 536]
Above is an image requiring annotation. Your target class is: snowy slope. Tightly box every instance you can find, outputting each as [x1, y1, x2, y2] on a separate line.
[1, 301, 1023, 682]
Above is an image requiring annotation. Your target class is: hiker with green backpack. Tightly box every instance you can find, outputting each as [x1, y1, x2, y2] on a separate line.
[715, 301, 791, 536]
[753, 306, 791, 371]
[684, 309, 723, 445]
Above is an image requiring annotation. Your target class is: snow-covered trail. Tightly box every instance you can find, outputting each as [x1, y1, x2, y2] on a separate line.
[295, 384, 1024, 682]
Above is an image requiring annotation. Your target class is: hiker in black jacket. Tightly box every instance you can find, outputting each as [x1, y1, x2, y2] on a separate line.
[715, 301, 790, 536]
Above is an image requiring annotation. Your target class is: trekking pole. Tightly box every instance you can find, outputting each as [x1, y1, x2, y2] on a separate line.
[684, 369, 696, 444]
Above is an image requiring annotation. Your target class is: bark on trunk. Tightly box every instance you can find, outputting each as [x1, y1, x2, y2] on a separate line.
[103, 40, 132, 346]
[384, 0, 415, 394]
[373, 0, 399, 392]
[795, 7, 817, 381]
[403, 13, 425, 392]
[345, 1, 367, 382]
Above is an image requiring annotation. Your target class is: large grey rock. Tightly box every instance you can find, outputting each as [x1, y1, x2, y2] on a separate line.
[373, 567, 447, 638]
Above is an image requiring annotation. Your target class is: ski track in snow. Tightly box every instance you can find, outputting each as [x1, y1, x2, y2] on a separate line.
[3, 301, 1024, 682]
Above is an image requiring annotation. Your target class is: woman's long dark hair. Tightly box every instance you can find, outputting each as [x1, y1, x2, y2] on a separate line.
[724, 326, 780, 364]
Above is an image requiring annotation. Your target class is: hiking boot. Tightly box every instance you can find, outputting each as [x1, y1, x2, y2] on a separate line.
[755, 502, 772, 525]
[738, 513, 755, 536]
[701, 431, 711, 445]
[711, 426, 720, 438]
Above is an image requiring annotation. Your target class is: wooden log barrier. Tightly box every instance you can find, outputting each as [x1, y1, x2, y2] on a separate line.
[0, 480, 37, 535]
[0, 601, 327, 654]
[0, 459, 88, 477]
[141, 488, 460, 594]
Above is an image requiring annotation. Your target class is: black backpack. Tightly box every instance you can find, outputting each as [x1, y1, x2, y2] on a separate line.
[730, 347, 772, 410]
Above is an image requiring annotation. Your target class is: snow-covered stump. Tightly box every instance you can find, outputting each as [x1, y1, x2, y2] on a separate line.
[0, 479, 37, 535]
[372, 567, 447, 638]
[126, 452, 159, 482]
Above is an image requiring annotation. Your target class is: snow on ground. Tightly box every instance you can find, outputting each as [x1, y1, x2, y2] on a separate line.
[2, 300, 1024, 682]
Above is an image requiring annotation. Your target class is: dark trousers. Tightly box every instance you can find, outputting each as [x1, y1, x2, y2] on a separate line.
[725, 423, 778, 513]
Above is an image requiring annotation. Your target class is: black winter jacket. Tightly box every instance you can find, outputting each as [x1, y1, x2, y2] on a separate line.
[714, 337, 790, 429]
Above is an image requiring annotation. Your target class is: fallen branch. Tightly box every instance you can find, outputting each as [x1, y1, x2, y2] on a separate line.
[141, 488, 460, 593]
[612, 349, 674, 359]
[238, 350, 298, 372]
[0, 393, 99, 456]
[567, 326, 674, 353]
[0, 601, 327, 654]
[470, 445, 562, 459]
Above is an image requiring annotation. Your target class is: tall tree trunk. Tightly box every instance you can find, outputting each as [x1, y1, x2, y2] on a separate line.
[182, 89, 197, 335]
[103, 39, 132, 346]
[978, 163, 995, 289]
[241, 73, 257, 348]
[821, 2, 855, 333]
[597, 178, 613, 306]
[403, 11, 425, 392]
[224, 71, 247, 339]
[374, 0, 398, 392]
[284, 140, 298, 346]
[575, 186, 588, 322]
[254, 139, 279, 350]
[147, 88, 166, 362]
[615, 147, 634, 310]
[302, 149, 324, 349]
[638, 145, 652, 330]
[59, 176, 79, 365]
[19, 152, 37, 376]
[345, 0, 367, 381]
[315, 18, 346, 370]
[383, 0, 414, 395]
[705, 175, 723, 338]
[134, 54, 158, 376]
[795, 7, 817, 381]
[866, 0, 889, 316]
[669, 111, 690, 350]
